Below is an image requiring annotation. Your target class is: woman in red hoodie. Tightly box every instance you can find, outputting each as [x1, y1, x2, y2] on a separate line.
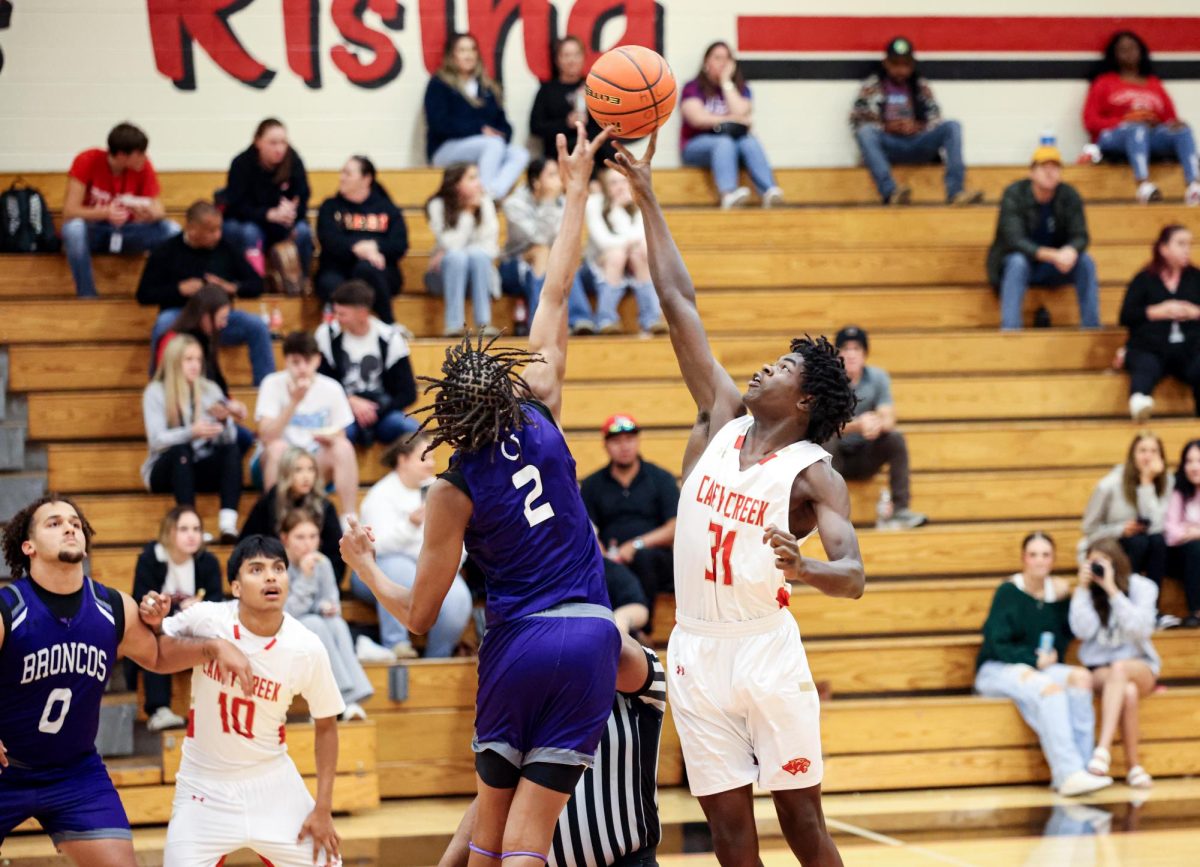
[1083, 31, 1198, 206]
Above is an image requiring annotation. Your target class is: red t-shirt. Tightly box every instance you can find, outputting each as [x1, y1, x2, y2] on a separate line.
[68, 148, 161, 209]
[1083, 73, 1178, 140]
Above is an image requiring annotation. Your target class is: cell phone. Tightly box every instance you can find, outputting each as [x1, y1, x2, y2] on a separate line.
[1090, 562, 1105, 577]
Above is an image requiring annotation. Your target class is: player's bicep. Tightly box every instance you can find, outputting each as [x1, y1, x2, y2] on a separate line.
[411, 481, 472, 631]
[117, 592, 160, 667]
[803, 464, 862, 563]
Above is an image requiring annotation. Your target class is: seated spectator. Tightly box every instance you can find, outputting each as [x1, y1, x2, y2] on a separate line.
[141, 335, 242, 541]
[138, 200, 272, 385]
[127, 506, 223, 732]
[354, 435, 473, 659]
[586, 169, 665, 336]
[61, 121, 180, 298]
[529, 36, 617, 168]
[1165, 439, 1200, 628]
[502, 157, 563, 325]
[280, 509, 373, 721]
[849, 38, 982, 206]
[974, 532, 1111, 797]
[223, 118, 313, 275]
[425, 164, 499, 337]
[241, 446, 345, 581]
[1121, 225, 1200, 422]
[680, 41, 783, 209]
[580, 414, 677, 618]
[255, 331, 358, 528]
[424, 33, 528, 200]
[829, 326, 926, 529]
[1080, 432, 1171, 601]
[1070, 538, 1160, 789]
[315, 156, 408, 323]
[1084, 31, 1199, 205]
[598, 531, 651, 637]
[315, 280, 418, 447]
[986, 143, 1100, 331]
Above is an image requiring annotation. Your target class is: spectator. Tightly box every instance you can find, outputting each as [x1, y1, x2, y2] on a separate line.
[1165, 439, 1200, 628]
[424, 32, 529, 200]
[586, 168, 666, 336]
[598, 532, 651, 637]
[529, 36, 617, 168]
[241, 446, 346, 581]
[1070, 538, 1159, 789]
[255, 331, 358, 527]
[223, 118, 313, 275]
[138, 200, 273, 385]
[354, 435, 473, 659]
[501, 157, 562, 325]
[127, 506, 224, 732]
[1084, 31, 1200, 205]
[315, 156, 409, 324]
[680, 41, 783, 209]
[61, 121, 180, 298]
[280, 509, 373, 721]
[580, 414, 677, 617]
[315, 280, 418, 447]
[425, 163, 500, 337]
[1080, 431, 1171, 598]
[1121, 225, 1200, 422]
[986, 143, 1100, 331]
[140, 335, 242, 541]
[974, 532, 1111, 797]
[829, 326, 926, 529]
[849, 38, 983, 206]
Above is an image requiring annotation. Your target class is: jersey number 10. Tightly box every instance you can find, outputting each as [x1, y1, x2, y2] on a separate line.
[218, 691, 256, 739]
[705, 521, 737, 585]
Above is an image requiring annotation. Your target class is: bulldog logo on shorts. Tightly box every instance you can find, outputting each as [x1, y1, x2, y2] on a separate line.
[782, 757, 811, 776]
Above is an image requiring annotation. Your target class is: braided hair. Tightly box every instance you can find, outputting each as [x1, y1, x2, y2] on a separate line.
[414, 332, 543, 455]
[790, 335, 858, 444]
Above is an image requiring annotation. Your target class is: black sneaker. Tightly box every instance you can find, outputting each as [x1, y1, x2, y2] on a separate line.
[1033, 306, 1052, 328]
[1183, 615, 1200, 629]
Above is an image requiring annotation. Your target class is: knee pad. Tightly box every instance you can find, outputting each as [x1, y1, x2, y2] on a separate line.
[475, 749, 522, 790]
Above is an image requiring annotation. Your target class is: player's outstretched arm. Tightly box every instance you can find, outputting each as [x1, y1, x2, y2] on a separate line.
[298, 715, 341, 864]
[521, 123, 610, 421]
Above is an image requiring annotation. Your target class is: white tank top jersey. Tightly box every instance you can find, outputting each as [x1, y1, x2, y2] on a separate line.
[674, 415, 831, 623]
[162, 601, 345, 779]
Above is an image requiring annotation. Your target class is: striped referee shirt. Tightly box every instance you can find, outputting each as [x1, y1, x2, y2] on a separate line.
[550, 647, 666, 867]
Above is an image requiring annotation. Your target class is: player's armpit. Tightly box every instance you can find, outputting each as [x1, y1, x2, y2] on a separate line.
[789, 463, 865, 599]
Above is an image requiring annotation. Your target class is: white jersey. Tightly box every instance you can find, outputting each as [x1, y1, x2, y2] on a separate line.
[162, 601, 345, 779]
[674, 415, 829, 623]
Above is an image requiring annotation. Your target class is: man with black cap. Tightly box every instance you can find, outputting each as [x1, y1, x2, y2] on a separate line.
[829, 326, 927, 529]
[850, 36, 983, 206]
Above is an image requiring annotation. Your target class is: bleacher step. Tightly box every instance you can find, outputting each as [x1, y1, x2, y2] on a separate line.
[0, 421, 27, 471]
[0, 470, 47, 523]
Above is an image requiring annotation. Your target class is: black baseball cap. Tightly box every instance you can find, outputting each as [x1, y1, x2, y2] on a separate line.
[835, 326, 869, 352]
[886, 37, 915, 60]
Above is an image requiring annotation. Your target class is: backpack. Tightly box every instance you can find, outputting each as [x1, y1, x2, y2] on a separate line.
[0, 181, 60, 253]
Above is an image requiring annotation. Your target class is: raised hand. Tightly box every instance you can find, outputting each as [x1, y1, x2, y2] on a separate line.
[606, 128, 658, 203]
[557, 122, 611, 194]
[139, 590, 172, 632]
[339, 516, 377, 573]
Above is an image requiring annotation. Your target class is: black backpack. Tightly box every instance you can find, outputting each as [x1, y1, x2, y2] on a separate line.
[0, 181, 60, 253]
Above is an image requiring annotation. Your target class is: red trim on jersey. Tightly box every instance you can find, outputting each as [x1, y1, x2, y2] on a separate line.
[758, 454, 779, 466]
[278, 724, 286, 745]
[258, 857, 277, 866]
[264, 638, 277, 651]
[215, 858, 227, 867]
[734, 434, 746, 450]
[187, 709, 195, 738]
[233, 624, 241, 640]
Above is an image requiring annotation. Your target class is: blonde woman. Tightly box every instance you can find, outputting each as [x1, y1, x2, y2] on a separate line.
[587, 167, 665, 336]
[425, 163, 500, 337]
[141, 334, 241, 540]
[423, 32, 529, 199]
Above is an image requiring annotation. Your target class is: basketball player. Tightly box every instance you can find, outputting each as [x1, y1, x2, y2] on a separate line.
[608, 133, 864, 867]
[340, 124, 619, 867]
[138, 534, 345, 866]
[0, 494, 254, 866]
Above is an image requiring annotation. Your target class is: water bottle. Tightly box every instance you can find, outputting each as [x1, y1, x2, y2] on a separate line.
[258, 301, 270, 329]
[875, 489, 894, 528]
[1038, 631, 1056, 655]
[322, 303, 335, 326]
[1039, 129, 1057, 147]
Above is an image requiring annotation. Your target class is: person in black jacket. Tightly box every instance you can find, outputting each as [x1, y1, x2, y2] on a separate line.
[140, 200, 274, 384]
[1121, 225, 1200, 421]
[126, 506, 224, 731]
[223, 118, 313, 271]
[529, 36, 616, 171]
[314, 280, 418, 446]
[424, 32, 528, 199]
[315, 156, 408, 323]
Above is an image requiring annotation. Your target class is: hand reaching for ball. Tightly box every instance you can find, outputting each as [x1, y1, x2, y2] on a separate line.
[607, 129, 658, 203]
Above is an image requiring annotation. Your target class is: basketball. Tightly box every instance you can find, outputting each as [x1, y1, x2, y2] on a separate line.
[585, 45, 677, 139]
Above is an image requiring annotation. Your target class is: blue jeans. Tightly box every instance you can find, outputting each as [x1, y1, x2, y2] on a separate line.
[350, 554, 473, 657]
[432, 135, 530, 200]
[509, 261, 593, 327]
[592, 265, 662, 332]
[345, 410, 419, 446]
[1097, 123, 1198, 184]
[998, 251, 1101, 331]
[975, 661, 1095, 788]
[297, 613, 374, 706]
[681, 133, 777, 195]
[62, 218, 180, 297]
[855, 120, 966, 201]
[222, 218, 314, 273]
[430, 248, 494, 333]
[150, 308, 276, 384]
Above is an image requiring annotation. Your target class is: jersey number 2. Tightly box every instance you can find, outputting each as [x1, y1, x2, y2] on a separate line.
[705, 522, 737, 585]
[38, 688, 72, 734]
[512, 465, 555, 527]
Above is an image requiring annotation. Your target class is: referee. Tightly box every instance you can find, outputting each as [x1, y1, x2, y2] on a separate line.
[440, 632, 666, 867]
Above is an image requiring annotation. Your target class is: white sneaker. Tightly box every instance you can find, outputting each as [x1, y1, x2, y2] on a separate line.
[1136, 181, 1162, 204]
[1156, 613, 1182, 630]
[392, 640, 420, 660]
[1059, 770, 1113, 797]
[762, 186, 784, 208]
[1130, 392, 1155, 422]
[355, 634, 397, 663]
[1186, 181, 1200, 207]
[146, 706, 186, 732]
[720, 186, 752, 209]
[341, 702, 368, 722]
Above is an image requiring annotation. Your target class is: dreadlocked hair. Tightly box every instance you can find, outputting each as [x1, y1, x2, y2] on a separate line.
[790, 335, 858, 444]
[413, 331, 543, 455]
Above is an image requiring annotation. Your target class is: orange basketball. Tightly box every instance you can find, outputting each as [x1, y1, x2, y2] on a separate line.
[585, 45, 677, 139]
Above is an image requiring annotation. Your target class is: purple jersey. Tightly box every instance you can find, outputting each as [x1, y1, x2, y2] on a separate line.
[0, 576, 120, 777]
[451, 402, 610, 626]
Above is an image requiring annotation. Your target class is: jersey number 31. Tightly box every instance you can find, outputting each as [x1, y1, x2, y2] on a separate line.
[706, 521, 736, 585]
[512, 465, 555, 528]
